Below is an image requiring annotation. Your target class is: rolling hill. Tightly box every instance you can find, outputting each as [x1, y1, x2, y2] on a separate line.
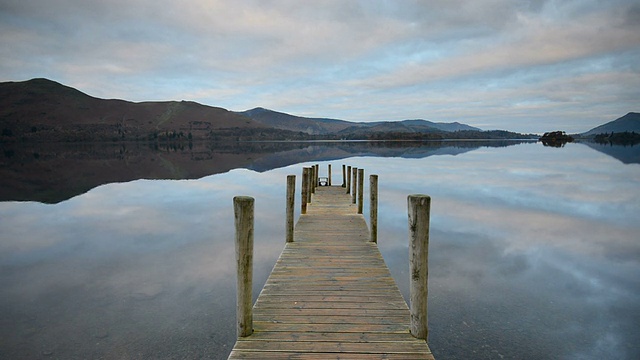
[237, 107, 354, 135]
[0, 78, 266, 142]
[581, 112, 640, 135]
[238, 107, 481, 136]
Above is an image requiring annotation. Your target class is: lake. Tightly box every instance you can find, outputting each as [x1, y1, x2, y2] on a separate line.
[1, 141, 639, 359]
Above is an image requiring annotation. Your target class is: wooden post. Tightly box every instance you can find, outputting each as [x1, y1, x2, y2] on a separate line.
[352, 167, 358, 204]
[357, 168, 364, 214]
[370, 174, 378, 243]
[286, 175, 295, 243]
[328, 164, 332, 186]
[315, 164, 319, 190]
[308, 167, 313, 203]
[408, 194, 431, 340]
[342, 164, 346, 187]
[310, 165, 315, 194]
[346, 166, 352, 194]
[233, 196, 254, 338]
[301, 167, 309, 214]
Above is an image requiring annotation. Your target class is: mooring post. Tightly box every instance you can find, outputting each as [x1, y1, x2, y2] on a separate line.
[352, 167, 358, 204]
[328, 164, 332, 186]
[233, 196, 254, 338]
[286, 175, 295, 243]
[315, 164, 319, 190]
[370, 174, 378, 243]
[307, 167, 313, 204]
[310, 165, 316, 194]
[301, 167, 309, 214]
[357, 168, 364, 214]
[346, 166, 352, 194]
[342, 164, 346, 187]
[408, 194, 431, 340]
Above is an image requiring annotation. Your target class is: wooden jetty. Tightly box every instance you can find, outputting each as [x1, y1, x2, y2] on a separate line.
[229, 165, 434, 359]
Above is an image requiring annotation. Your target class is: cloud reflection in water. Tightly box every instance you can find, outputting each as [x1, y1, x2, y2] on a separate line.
[0, 143, 638, 359]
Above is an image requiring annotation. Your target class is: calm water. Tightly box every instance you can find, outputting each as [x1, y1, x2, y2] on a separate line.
[1, 141, 639, 359]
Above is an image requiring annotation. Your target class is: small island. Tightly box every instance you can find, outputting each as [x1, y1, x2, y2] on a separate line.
[539, 131, 574, 147]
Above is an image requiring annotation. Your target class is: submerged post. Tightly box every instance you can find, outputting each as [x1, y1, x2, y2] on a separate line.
[408, 194, 431, 340]
[352, 167, 358, 204]
[328, 164, 332, 186]
[286, 175, 295, 243]
[233, 196, 254, 338]
[342, 164, 346, 187]
[357, 168, 364, 214]
[346, 166, 352, 194]
[370, 175, 378, 243]
[301, 167, 309, 214]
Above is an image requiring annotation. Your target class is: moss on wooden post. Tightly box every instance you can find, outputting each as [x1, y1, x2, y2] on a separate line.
[233, 196, 254, 338]
[370, 174, 378, 243]
[408, 194, 431, 340]
[286, 175, 295, 243]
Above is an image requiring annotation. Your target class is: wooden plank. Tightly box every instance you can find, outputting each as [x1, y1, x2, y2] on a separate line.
[228, 351, 433, 360]
[227, 185, 434, 360]
[233, 340, 430, 353]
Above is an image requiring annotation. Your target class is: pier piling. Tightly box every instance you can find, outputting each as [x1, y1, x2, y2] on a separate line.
[233, 196, 254, 338]
[408, 194, 431, 340]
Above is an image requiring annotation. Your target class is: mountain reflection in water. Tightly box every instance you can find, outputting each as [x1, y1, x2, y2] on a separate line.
[0, 141, 639, 359]
[1, 140, 529, 203]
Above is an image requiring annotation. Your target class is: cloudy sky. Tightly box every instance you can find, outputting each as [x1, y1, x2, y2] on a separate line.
[1, 0, 639, 133]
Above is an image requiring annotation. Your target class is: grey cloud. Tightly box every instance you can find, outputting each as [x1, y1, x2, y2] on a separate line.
[1, 0, 639, 131]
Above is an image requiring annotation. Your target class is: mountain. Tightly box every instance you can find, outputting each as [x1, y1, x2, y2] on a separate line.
[238, 107, 481, 136]
[236, 107, 354, 135]
[581, 112, 640, 136]
[1, 78, 518, 143]
[0, 78, 266, 142]
[395, 119, 480, 132]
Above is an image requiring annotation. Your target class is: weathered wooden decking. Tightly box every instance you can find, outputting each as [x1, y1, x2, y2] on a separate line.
[228, 186, 434, 359]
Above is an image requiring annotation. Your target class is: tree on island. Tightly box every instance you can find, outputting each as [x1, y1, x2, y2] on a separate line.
[539, 131, 574, 147]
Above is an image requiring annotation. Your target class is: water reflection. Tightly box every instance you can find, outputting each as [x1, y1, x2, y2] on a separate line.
[0, 140, 530, 203]
[1, 142, 639, 359]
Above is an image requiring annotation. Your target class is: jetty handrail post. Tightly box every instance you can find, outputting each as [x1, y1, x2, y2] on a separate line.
[328, 164, 332, 186]
[301, 167, 309, 214]
[408, 194, 431, 340]
[370, 174, 378, 243]
[233, 196, 254, 338]
[352, 167, 358, 204]
[357, 168, 364, 214]
[286, 175, 295, 243]
[342, 164, 346, 187]
[346, 166, 352, 194]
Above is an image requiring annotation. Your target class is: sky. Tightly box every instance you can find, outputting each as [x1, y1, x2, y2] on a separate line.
[1, 0, 639, 133]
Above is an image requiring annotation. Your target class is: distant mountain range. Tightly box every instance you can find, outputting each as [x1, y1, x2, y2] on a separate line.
[237, 107, 480, 135]
[581, 112, 640, 136]
[0, 78, 636, 143]
[0, 78, 513, 142]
